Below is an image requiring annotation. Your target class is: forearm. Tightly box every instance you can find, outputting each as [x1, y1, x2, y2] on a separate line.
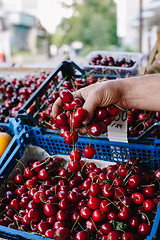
[119, 74, 160, 111]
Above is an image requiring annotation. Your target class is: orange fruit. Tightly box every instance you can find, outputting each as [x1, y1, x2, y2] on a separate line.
[0, 132, 12, 157]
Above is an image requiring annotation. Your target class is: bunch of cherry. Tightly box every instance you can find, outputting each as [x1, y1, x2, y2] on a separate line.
[88, 54, 135, 68]
[128, 109, 160, 138]
[50, 89, 120, 160]
[0, 152, 160, 239]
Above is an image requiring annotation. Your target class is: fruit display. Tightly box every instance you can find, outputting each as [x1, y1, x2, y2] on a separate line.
[80, 51, 142, 78]
[0, 132, 12, 158]
[146, 26, 160, 74]
[0, 143, 159, 240]
[37, 83, 159, 141]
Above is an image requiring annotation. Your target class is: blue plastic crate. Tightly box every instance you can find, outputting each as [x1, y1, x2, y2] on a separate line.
[0, 125, 160, 239]
[0, 118, 24, 168]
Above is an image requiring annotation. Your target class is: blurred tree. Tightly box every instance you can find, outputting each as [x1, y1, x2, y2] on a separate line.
[52, 0, 117, 53]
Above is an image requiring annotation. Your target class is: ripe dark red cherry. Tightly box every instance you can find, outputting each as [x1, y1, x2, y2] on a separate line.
[63, 130, 78, 145]
[89, 122, 102, 136]
[74, 231, 89, 240]
[138, 223, 151, 237]
[83, 145, 96, 159]
[80, 207, 92, 219]
[106, 105, 119, 117]
[70, 148, 82, 161]
[60, 89, 73, 103]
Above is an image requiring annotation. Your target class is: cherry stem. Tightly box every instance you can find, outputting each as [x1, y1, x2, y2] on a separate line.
[138, 212, 151, 226]
[100, 196, 120, 210]
[30, 157, 51, 171]
[90, 217, 102, 234]
[71, 216, 80, 233]
[15, 159, 26, 171]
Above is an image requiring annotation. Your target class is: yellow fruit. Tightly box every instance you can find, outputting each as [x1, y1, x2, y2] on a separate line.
[0, 132, 12, 157]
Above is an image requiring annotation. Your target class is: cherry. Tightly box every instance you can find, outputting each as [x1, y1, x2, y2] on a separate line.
[43, 203, 56, 216]
[85, 219, 96, 233]
[24, 167, 34, 178]
[143, 199, 155, 211]
[106, 231, 121, 240]
[45, 229, 55, 238]
[83, 145, 96, 159]
[31, 161, 42, 172]
[54, 221, 66, 231]
[118, 206, 132, 221]
[122, 232, 135, 240]
[68, 160, 81, 173]
[89, 122, 102, 136]
[74, 107, 88, 122]
[70, 98, 83, 110]
[38, 168, 50, 180]
[33, 190, 46, 203]
[102, 184, 114, 198]
[92, 209, 105, 222]
[107, 210, 118, 221]
[153, 168, 160, 180]
[114, 186, 127, 200]
[60, 89, 73, 103]
[89, 183, 101, 197]
[95, 107, 108, 121]
[46, 216, 56, 225]
[100, 199, 111, 213]
[138, 112, 147, 122]
[87, 196, 100, 210]
[10, 198, 20, 210]
[37, 221, 50, 234]
[131, 192, 144, 205]
[63, 130, 78, 145]
[128, 174, 141, 188]
[56, 113, 69, 126]
[56, 210, 68, 221]
[106, 105, 119, 117]
[129, 215, 139, 229]
[74, 231, 89, 240]
[138, 222, 151, 237]
[14, 174, 24, 184]
[54, 226, 71, 240]
[80, 207, 92, 219]
[67, 191, 80, 203]
[27, 209, 41, 222]
[70, 148, 82, 161]
[100, 222, 112, 235]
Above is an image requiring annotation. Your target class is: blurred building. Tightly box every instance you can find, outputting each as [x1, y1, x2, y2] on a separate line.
[0, 0, 41, 61]
[115, 0, 160, 55]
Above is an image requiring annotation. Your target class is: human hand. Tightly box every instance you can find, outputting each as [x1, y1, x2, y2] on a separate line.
[52, 80, 124, 125]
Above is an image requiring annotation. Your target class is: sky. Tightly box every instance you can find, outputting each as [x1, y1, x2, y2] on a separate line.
[37, 0, 73, 33]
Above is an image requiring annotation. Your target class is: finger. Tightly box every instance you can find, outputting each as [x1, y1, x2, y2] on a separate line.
[52, 97, 63, 118]
[82, 94, 100, 125]
[73, 89, 84, 100]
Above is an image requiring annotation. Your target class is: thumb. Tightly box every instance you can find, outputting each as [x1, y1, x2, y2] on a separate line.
[82, 94, 100, 125]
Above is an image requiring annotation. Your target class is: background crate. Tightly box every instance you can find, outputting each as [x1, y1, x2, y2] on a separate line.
[0, 124, 160, 239]
[18, 60, 85, 127]
[80, 50, 143, 78]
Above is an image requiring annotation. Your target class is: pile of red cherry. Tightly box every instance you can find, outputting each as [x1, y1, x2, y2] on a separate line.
[88, 54, 135, 68]
[0, 71, 56, 123]
[0, 150, 160, 239]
